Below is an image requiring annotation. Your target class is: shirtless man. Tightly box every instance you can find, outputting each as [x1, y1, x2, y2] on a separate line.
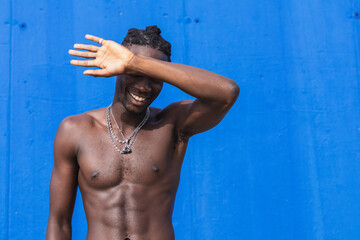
[46, 26, 239, 240]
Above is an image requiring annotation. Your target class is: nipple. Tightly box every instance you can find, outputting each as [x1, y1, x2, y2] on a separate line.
[152, 165, 159, 173]
[91, 171, 99, 179]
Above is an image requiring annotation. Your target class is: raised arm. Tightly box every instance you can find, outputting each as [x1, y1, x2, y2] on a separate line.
[127, 53, 239, 137]
[69, 35, 239, 137]
[46, 117, 79, 240]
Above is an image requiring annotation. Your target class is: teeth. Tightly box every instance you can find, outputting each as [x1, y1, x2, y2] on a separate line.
[130, 92, 147, 102]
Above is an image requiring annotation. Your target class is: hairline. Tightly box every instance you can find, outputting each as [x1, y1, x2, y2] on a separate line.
[123, 43, 171, 62]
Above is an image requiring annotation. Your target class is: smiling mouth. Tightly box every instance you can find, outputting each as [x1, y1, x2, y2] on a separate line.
[129, 92, 148, 102]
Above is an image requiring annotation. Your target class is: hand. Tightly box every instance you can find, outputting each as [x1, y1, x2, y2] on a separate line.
[69, 34, 135, 77]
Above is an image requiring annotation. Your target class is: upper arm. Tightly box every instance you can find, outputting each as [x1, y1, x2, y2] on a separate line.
[47, 117, 79, 238]
[170, 85, 239, 138]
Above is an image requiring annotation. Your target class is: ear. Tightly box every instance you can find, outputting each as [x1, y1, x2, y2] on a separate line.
[115, 76, 125, 90]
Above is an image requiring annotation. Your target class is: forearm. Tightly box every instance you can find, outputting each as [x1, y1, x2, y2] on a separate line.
[128, 54, 239, 106]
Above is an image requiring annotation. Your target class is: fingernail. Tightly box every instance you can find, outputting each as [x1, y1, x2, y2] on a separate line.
[74, 44, 79, 48]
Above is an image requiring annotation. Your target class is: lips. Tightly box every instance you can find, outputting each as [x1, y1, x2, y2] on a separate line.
[128, 91, 149, 103]
[130, 92, 147, 101]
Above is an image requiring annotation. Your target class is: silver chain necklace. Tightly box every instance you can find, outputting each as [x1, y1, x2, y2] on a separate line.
[106, 105, 150, 154]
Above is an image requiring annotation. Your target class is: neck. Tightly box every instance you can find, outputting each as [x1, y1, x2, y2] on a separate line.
[110, 100, 149, 131]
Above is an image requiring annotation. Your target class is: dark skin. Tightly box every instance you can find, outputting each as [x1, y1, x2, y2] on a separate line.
[46, 34, 239, 240]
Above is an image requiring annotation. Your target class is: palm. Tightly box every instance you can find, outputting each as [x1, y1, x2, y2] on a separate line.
[69, 35, 134, 77]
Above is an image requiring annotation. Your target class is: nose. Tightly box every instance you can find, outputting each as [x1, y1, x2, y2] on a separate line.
[134, 77, 152, 92]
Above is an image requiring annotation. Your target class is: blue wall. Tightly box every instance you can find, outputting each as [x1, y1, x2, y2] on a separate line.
[1, 0, 360, 239]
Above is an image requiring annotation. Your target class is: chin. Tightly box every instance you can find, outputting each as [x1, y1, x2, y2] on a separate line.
[123, 101, 150, 114]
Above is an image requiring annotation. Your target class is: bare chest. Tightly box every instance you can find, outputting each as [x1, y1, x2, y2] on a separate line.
[76, 123, 185, 189]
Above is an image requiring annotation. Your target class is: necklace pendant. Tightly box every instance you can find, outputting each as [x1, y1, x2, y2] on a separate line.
[108, 105, 150, 155]
[121, 145, 132, 154]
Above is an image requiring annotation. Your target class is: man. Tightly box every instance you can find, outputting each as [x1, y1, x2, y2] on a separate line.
[46, 25, 239, 240]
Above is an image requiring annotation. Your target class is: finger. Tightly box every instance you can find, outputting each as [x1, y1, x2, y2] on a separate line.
[70, 59, 97, 67]
[83, 69, 110, 77]
[73, 44, 100, 52]
[85, 34, 107, 45]
[68, 49, 97, 58]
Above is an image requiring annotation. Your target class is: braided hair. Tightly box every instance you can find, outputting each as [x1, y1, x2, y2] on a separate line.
[122, 25, 171, 60]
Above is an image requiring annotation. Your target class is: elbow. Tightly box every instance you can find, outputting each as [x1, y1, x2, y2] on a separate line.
[231, 81, 240, 102]
[224, 81, 240, 109]
[47, 217, 72, 240]
[203, 80, 240, 111]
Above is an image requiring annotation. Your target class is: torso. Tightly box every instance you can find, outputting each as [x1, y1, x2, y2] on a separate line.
[74, 107, 188, 240]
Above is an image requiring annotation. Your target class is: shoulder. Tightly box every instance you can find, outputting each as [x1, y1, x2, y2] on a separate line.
[151, 101, 195, 141]
[154, 100, 194, 121]
[57, 107, 106, 133]
[57, 114, 91, 135]
[55, 108, 106, 154]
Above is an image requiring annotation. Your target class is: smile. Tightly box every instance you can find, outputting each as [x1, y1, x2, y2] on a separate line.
[129, 92, 148, 102]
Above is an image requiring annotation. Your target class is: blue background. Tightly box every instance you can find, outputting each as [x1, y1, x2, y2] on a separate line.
[1, 0, 360, 239]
